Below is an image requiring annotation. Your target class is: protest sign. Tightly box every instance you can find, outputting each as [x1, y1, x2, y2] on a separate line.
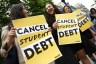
[13, 15, 62, 64]
[56, 13, 81, 45]
[73, 9, 93, 32]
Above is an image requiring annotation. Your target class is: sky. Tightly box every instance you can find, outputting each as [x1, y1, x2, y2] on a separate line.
[20, 0, 95, 10]
[52, 0, 95, 10]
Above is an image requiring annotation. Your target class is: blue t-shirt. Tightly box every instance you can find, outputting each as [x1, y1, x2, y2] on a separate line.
[91, 18, 96, 32]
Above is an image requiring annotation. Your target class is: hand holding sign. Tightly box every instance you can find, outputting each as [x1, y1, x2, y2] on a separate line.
[52, 22, 58, 29]
[48, 27, 52, 31]
[6, 27, 16, 48]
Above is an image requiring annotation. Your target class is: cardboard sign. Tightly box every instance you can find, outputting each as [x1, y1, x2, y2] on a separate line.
[73, 9, 93, 32]
[56, 13, 81, 45]
[13, 15, 62, 64]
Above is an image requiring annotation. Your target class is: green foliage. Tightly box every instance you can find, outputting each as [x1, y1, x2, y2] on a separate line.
[24, 0, 51, 16]
[0, 0, 21, 48]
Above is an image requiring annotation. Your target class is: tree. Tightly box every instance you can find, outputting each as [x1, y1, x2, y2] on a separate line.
[23, 0, 51, 16]
[94, 0, 96, 2]
[0, 0, 21, 27]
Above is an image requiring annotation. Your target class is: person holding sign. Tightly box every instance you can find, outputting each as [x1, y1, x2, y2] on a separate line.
[90, 8, 96, 37]
[86, 8, 96, 63]
[73, 7, 96, 64]
[90, 8, 96, 21]
[59, 5, 91, 64]
[44, 3, 80, 64]
[0, 3, 28, 64]
[63, 5, 96, 64]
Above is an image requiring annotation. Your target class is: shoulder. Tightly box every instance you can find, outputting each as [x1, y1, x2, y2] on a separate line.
[2, 26, 8, 31]
[1, 26, 9, 38]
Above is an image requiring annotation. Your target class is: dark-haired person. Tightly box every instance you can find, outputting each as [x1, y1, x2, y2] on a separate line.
[88, 8, 96, 64]
[44, 4, 80, 64]
[63, 5, 96, 64]
[90, 8, 96, 21]
[0, 3, 28, 64]
[89, 8, 96, 39]
[63, 5, 93, 64]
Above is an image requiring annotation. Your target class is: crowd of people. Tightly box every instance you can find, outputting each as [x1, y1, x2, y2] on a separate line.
[0, 2, 96, 64]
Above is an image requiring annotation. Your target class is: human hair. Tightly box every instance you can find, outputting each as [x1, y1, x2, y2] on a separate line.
[63, 5, 72, 13]
[90, 8, 96, 14]
[44, 3, 60, 16]
[10, 3, 26, 20]
[8, 3, 26, 30]
[90, 8, 96, 21]
[44, 3, 60, 27]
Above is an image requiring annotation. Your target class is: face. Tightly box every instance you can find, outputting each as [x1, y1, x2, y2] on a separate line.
[22, 6, 28, 17]
[45, 4, 54, 14]
[64, 6, 71, 13]
[92, 9, 96, 13]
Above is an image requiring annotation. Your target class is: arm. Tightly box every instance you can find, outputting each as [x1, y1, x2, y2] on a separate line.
[52, 22, 58, 29]
[44, 14, 58, 30]
[0, 26, 16, 58]
[89, 28, 96, 36]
